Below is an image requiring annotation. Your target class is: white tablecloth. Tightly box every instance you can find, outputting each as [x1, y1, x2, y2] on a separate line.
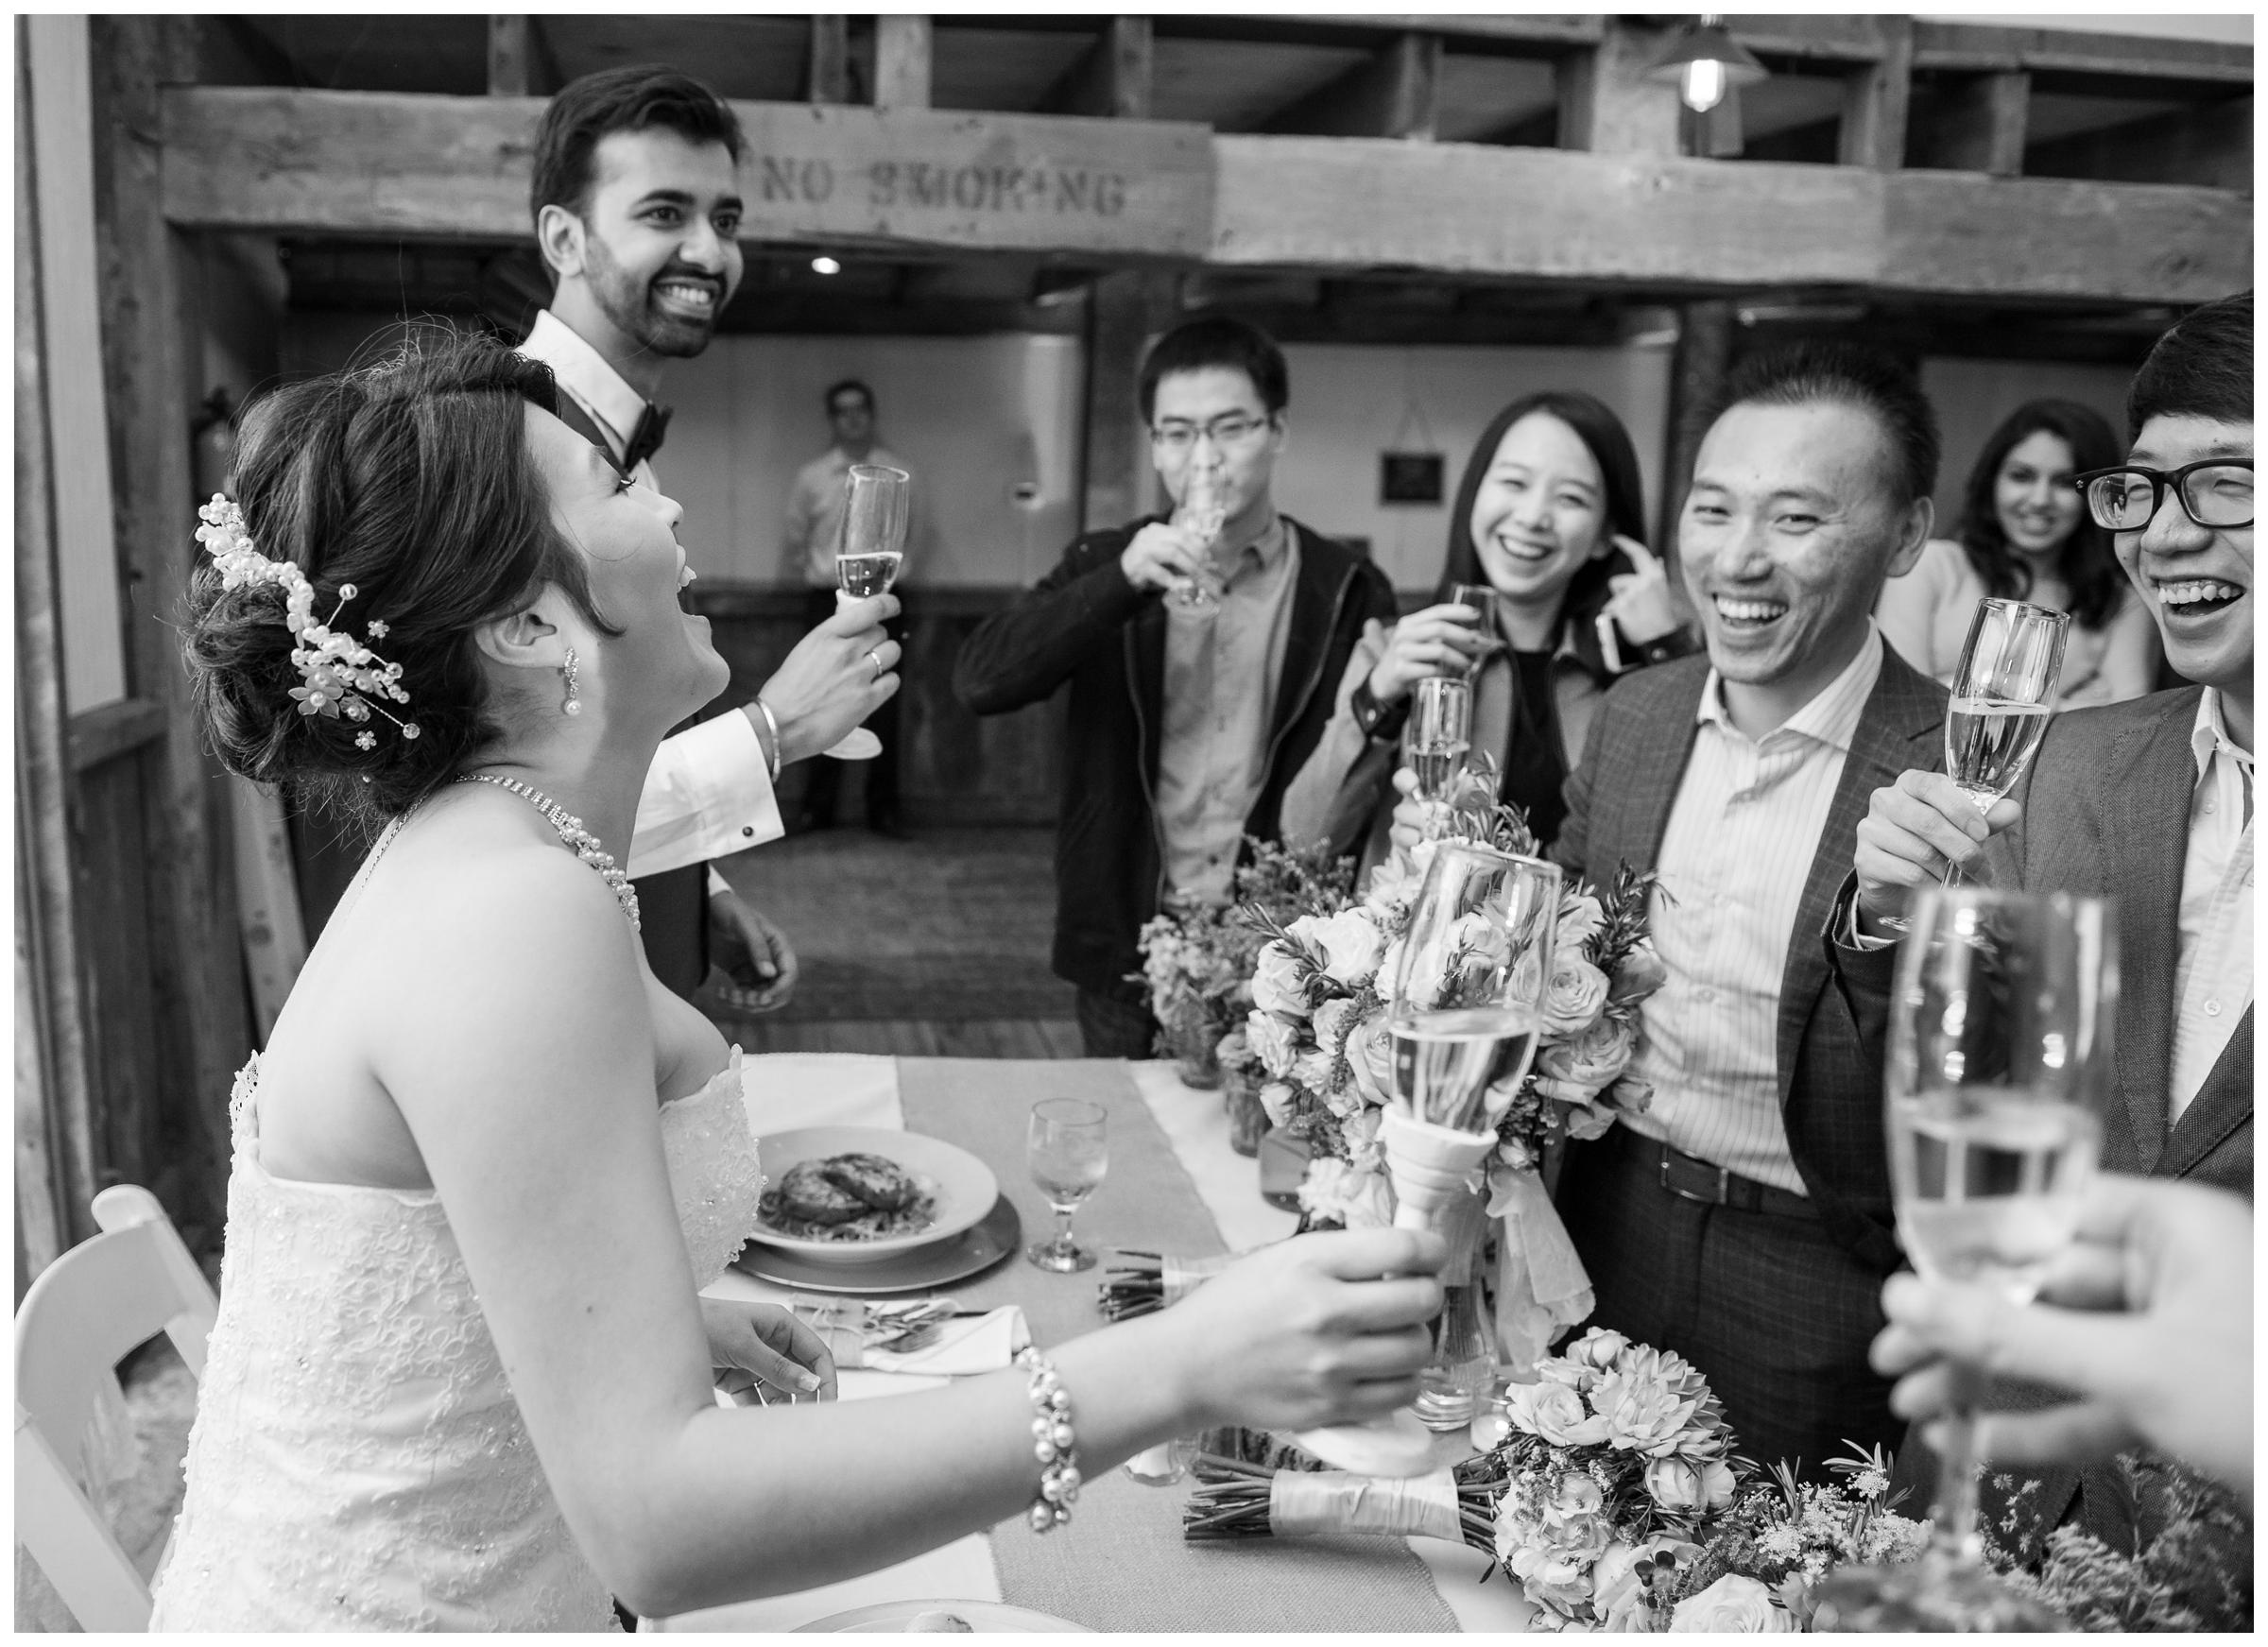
[657, 1056, 1528, 1632]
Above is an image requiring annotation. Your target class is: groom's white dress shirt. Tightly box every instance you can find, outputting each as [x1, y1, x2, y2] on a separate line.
[518, 309, 783, 880]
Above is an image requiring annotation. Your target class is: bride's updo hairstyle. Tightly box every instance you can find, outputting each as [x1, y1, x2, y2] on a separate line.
[185, 329, 620, 824]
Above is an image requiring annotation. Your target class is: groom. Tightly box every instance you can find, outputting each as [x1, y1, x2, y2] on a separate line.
[519, 65, 900, 1004]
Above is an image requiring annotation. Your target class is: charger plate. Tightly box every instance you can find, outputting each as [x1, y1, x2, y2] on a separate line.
[736, 1194, 1021, 1295]
[795, 1598, 1089, 1632]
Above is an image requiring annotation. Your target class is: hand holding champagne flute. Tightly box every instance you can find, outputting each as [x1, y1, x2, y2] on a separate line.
[1165, 461, 1228, 612]
[825, 464, 912, 760]
[1941, 599, 2069, 879]
[1404, 677, 1473, 838]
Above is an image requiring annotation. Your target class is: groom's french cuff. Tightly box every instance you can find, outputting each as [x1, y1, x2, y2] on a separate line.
[628, 712, 785, 879]
[1823, 873, 1901, 975]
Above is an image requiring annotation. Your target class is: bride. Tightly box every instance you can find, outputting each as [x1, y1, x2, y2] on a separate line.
[149, 333, 1446, 1630]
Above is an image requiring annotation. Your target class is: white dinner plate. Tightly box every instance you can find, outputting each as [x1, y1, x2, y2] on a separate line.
[736, 1194, 1021, 1295]
[794, 1599, 1090, 1632]
[749, 1127, 997, 1264]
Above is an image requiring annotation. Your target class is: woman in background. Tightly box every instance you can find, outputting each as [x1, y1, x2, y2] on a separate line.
[1282, 390, 1693, 867]
[1875, 398, 2158, 708]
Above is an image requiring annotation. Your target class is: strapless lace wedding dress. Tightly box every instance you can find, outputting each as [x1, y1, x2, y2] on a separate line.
[147, 1051, 764, 1631]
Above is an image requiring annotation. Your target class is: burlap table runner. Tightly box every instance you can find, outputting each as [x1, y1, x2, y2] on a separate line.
[898, 1057, 1459, 1633]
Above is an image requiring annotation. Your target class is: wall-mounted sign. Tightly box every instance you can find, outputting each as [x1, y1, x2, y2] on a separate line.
[735, 104, 1216, 259]
[1380, 452, 1445, 506]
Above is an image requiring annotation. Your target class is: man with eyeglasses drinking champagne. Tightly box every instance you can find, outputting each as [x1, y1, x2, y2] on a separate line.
[955, 317, 1395, 1056]
[1834, 290, 2253, 1562]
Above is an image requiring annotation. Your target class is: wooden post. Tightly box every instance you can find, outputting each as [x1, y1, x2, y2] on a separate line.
[89, 16, 249, 1217]
[873, 15, 931, 111]
[14, 26, 98, 1267]
[808, 16, 850, 105]
[1079, 269, 1177, 537]
[1041, 16, 1152, 119]
[1263, 32, 1441, 140]
[1914, 72, 2030, 177]
[486, 17, 532, 97]
[1556, 18, 1682, 156]
[1840, 15, 1914, 170]
[1657, 299, 1737, 569]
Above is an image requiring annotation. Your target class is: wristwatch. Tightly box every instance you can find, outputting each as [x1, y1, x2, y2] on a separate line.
[1349, 677, 1409, 743]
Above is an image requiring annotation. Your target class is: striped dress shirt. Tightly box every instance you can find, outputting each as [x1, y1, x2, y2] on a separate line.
[2170, 687, 2254, 1120]
[1624, 627, 1887, 1194]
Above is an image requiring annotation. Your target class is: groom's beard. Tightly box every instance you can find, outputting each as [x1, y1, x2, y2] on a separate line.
[583, 234, 723, 360]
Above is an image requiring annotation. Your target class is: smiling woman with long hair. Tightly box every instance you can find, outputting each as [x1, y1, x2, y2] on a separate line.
[1281, 390, 1696, 867]
[1875, 398, 2160, 708]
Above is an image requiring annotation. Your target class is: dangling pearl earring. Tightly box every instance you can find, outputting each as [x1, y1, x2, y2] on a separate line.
[561, 646, 582, 717]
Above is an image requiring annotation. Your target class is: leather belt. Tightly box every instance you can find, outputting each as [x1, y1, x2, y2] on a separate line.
[1606, 1125, 1817, 1220]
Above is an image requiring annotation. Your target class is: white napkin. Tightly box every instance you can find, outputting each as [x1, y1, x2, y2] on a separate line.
[865, 1306, 1029, 1376]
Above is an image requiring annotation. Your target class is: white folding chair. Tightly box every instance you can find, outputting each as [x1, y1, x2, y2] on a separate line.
[15, 1184, 217, 1631]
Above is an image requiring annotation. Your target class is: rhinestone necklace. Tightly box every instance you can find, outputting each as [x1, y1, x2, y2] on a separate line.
[459, 773, 641, 932]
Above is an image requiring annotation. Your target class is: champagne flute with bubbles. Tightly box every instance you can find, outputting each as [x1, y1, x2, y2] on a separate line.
[1406, 675, 1473, 804]
[824, 464, 912, 760]
[1812, 886, 2111, 1632]
[1166, 461, 1228, 613]
[1941, 599, 2069, 880]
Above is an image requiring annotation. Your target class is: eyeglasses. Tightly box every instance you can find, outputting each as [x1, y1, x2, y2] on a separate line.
[1149, 412, 1270, 455]
[2070, 459, 2253, 531]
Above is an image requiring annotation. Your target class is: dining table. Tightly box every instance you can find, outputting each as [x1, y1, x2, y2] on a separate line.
[656, 1054, 1536, 1634]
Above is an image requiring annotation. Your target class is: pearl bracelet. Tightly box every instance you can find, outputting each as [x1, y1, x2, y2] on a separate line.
[1015, 1346, 1079, 1534]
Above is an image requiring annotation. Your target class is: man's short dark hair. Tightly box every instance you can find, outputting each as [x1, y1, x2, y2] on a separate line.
[1138, 317, 1289, 425]
[529, 65, 746, 225]
[825, 379, 876, 416]
[2127, 290, 2252, 441]
[1716, 340, 1940, 507]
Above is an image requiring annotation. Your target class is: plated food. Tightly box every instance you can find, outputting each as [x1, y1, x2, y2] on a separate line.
[761, 1152, 940, 1244]
[747, 1126, 999, 1265]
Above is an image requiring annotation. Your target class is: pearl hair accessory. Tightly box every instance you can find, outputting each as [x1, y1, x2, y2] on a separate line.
[561, 646, 582, 717]
[458, 774, 641, 931]
[196, 493, 421, 742]
[1014, 1346, 1079, 1533]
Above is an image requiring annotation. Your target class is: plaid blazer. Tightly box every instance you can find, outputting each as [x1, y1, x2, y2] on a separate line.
[1840, 686, 2255, 1559]
[1554, 645, 1949, 1275]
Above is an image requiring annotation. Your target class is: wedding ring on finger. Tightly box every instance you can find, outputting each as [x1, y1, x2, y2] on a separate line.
[866, 648, 885, 678]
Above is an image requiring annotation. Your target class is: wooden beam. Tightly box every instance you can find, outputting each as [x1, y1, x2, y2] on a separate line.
[92, 17, 249, 1224]
[808, 16, 850, 105]
[1555, 18, 1681, 157]
[873, 15, 931, 112]
[67, 697, 166, 773]
[1040, 17, 1153, 120]
[1838, 15, 1913, 172]
[1913, 71, 2030, 178]
[1263, 15, 1603, 50]
[1910, 21, 2251, 85]
[1262, 31, 1441, 140]
[2025, 95, 2252, 193]
[156, 88, 2253, 305]
[1658, 300, 1735, 564]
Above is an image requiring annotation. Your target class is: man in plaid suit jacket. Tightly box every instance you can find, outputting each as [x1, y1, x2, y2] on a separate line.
[1542, 343, 1949, 1478]
[1836, 291, 2254, 1559]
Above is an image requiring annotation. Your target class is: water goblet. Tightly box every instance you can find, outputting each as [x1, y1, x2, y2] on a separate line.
[1024, 1098, 1108, 1273]
[1810, 886, 2111, 1632]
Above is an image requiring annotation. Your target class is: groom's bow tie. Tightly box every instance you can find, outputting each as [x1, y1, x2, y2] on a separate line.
[623, 402, 672, 472]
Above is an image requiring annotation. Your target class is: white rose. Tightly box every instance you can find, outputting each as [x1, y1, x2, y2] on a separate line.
[1246, 1010, 1300, 1079]
[1250, 942, 1309, 1019]
[1297, 908, 1389, 987]
[1291, 1047, 1336, 1095]
[1538, 954, 1611, 1038]
[1555, 890, 1606, 954]
[1670, 1574, 1793, 1633]
[1258, 1082, 1295, 1126]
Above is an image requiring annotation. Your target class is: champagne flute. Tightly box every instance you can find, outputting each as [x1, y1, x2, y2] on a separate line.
[1941, 599, 2069, 880]
[1405, 676, 1473, 840]
[1449, 582, 1501, 678]
[824, 464, 911, 761]
[1811, 887, 2110, 1633]
[1165, 461, 1228, 613]
[1024, 1098, 1108, 1274]
[1296, 842, 1562, 1467]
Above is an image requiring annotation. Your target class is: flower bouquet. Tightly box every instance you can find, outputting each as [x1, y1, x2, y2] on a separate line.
[1135, 840, 1353, 1091]
[1239, 761, 1667, 1372]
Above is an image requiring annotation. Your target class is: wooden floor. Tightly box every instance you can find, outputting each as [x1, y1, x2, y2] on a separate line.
[706, 824, 1084, 1058]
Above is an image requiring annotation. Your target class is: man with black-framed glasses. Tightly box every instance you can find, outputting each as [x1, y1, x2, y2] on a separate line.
[1833, 289, 2252, 1561]
[954, 317, 1395, 1056]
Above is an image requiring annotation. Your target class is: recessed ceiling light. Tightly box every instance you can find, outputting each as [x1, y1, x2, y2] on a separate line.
[811, 256, 842, 276]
